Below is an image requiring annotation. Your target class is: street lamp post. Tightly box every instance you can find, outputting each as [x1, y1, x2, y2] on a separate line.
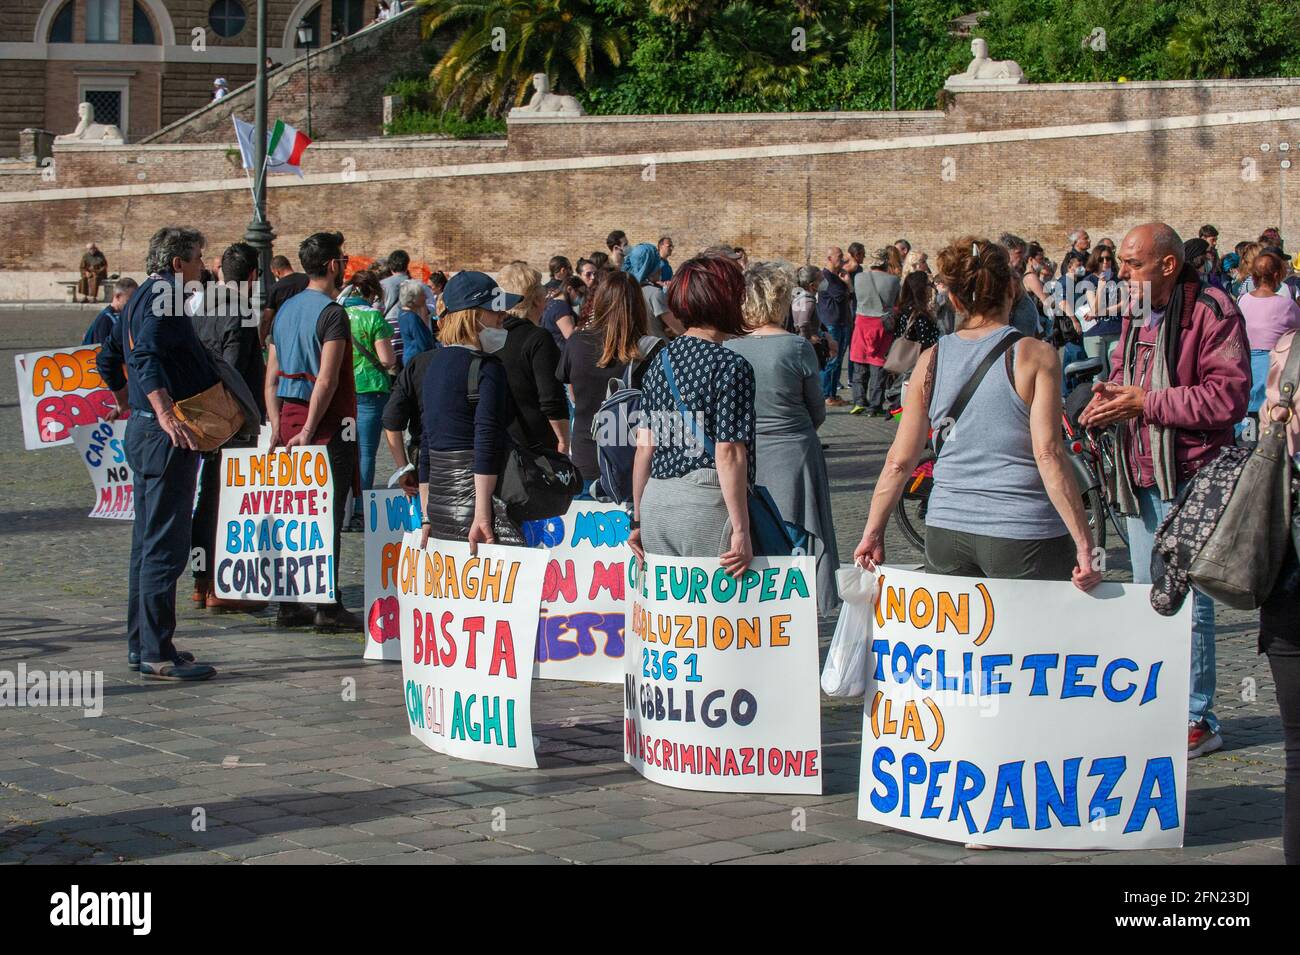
[298, 25, 314, 140]
[890, 0, 896, 111]
[243, 0, 273, 316]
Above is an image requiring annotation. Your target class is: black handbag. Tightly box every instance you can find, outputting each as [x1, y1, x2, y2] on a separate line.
[467, 354, 580, 524]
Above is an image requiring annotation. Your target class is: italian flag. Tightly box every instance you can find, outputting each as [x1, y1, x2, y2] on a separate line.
[233, 117, 312, 178]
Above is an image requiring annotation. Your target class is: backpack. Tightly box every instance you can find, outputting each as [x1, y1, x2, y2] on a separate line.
[466, 353, 580, 523]
[590, 337, 666, 504]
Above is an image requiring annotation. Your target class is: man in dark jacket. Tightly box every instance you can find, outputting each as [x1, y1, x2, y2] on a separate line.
[1081, 222, 1251, 759]
[189, 242, 268, 613]
[96, 226, 220, 682]
[817, 246, 852, 406]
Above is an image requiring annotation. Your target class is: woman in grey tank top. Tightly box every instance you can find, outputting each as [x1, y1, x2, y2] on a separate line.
[853, 237, 1101, 590]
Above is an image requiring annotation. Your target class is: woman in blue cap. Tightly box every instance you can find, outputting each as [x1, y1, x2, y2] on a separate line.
[417, 270, 525, 549]
[623, 242, 683, 339]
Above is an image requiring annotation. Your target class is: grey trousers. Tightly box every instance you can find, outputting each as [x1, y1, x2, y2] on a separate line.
[925, 525, 1076, 581]
[640, 470, 733, 559]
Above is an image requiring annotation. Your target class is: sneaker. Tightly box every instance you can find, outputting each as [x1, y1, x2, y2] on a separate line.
[315, 606, 364, 633]
[1187, 720, 1222, 758]
[140, 660, 217, 682]
[848, 404, 866, 415]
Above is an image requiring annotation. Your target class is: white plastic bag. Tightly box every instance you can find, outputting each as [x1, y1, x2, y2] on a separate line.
[820, 564, 878, 698]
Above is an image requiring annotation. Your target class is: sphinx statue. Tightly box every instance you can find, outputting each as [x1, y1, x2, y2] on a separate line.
[508, 73, 585, 118]
[944, 38, 1026, 89]
[55, 102, 125, 144]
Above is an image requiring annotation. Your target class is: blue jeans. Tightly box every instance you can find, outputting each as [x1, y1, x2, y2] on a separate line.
[1126, 484, 1219, 732]
[125, 415, 200, 663]
[355, 391, 387, 513]
[821, 321, 850, 398]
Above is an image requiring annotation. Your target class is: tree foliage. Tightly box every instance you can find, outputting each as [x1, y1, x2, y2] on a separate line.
[411, 0, 1300, 118]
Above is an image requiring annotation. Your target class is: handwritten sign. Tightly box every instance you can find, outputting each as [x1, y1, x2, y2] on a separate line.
[72, 420, 133, 520]
[623, 554, 822, 794]
[213, 447, 336, 604]
[14, 345, 115, 450]
[857, 566, 1191, 850]
[364, 489, 421, 661]
[523, 502, 628, 683]
[397, 533, 547, 768]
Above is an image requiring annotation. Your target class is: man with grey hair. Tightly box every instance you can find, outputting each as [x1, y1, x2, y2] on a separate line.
[1080, 222, 1250, 758]
[96, 226, 222, 681]
[1062, 227, 1091, 277]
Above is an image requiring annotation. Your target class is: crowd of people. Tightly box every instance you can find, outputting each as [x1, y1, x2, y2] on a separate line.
[90, 219, 1300, 864]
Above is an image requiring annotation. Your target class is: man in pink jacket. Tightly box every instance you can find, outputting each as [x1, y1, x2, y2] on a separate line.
[1081, 222, 1251, 759]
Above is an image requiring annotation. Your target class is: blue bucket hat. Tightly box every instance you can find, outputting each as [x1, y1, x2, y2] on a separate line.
[440, 270, 522, 313]
[621, 242, 662, 284]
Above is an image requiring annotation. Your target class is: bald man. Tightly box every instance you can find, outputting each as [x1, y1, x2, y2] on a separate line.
[817, 246, 852, 405]
[1081, 222, 1250, 759]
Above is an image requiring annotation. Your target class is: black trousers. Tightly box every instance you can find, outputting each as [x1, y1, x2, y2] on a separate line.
[125, 416, 199, 663]
[1261, 559, 1300, 865]
[191, 450, 222, 580]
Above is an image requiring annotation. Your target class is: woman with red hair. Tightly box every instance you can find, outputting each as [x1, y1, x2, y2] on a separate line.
[629, 254, 756, 577]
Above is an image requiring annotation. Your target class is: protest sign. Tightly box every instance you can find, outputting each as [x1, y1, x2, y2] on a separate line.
[213, 447, 336, 604]
[522, 502, 628, 683]
[14, 345, 115, 450]
[397, 533, 547, 768]
[623, 554, 822, 794]
[364, 489, 421, 661]
[72, 420, 133, 520]
[857, 565, 1192, 850]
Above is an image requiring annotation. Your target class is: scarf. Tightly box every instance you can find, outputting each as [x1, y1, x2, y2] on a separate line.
[1113, 267, 1196, 514]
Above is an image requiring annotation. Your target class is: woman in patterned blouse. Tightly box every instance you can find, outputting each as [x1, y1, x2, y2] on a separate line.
[629, 254, 757, 578]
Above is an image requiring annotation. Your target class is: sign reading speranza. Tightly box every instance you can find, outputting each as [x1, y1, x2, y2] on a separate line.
[213, 447, 336, 604]
[623, 554, 822, 794]
[72, 420, 133, 520]
[364, 489, 421, 661]
[15, 345, 116, 450]
[858, 566, 1192, 850]
[397, 533, 547, 768]
[523, 502, 628, 683]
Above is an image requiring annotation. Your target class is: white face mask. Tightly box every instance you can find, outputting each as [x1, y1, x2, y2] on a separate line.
[477, 326, 507, 353]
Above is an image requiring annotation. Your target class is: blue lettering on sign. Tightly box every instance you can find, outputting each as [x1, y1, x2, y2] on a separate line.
[571, 509, 630, 548]
[522, 515, 566, 548]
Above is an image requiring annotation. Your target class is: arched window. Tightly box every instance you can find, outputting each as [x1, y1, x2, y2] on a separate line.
[294, 5, 322, 48]
[208, 0, 247, 38]
[132, 1, 157, 44]
[86, 0, 121, 43]
[48, 0, 74, 43]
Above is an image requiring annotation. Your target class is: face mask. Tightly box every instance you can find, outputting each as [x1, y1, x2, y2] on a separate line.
[1101, 268, 1114, 282]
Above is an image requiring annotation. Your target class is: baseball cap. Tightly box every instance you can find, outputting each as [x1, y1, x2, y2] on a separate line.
[439, 270, 522, 314]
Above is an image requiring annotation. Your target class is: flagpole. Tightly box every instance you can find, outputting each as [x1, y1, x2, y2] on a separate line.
[243, 0, 274, 320]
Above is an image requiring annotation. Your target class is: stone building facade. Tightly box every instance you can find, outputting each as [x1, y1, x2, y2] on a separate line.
[0, 0, 396, 157]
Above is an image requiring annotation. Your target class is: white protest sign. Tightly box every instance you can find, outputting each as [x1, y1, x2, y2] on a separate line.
[14, 345, 116, 450]
[363, 488, 421, 661]
[624, 554, 822, 794]
[72, 420, 133, 520]
[397, 532, 547, 768]
[857, 565, 1191, 850]
[522, 502, 629, 683]
[213, 447, 336, 603]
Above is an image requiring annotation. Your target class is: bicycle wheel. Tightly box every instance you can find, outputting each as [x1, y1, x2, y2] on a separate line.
[895, 493, 927, 553]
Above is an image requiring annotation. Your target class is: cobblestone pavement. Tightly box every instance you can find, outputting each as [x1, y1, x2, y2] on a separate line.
[0, 308, 1285, 864]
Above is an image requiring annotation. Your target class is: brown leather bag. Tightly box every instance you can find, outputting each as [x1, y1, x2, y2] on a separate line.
[883, 311, 923, 374]
[172, 382, 243, 452]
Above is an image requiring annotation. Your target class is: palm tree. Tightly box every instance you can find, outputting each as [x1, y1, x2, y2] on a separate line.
[419, 0, 628, 116]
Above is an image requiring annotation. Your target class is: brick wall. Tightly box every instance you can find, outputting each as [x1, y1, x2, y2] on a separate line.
[0, 61, 48, 156]
[10, 93, 1300, 280]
